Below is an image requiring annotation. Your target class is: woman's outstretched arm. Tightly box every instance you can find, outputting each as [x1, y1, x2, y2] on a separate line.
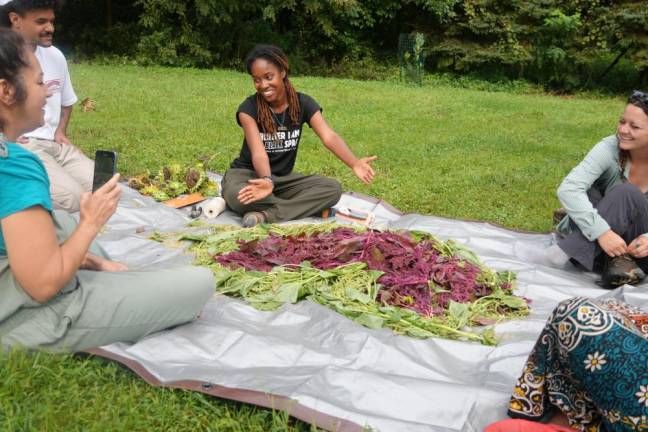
[309, 111, 377, 184]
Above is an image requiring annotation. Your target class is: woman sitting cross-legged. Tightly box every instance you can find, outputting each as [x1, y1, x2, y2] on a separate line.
[552, 90, 648, 287]
[221, 44, 377, 227]
[0, 29, 214, 352]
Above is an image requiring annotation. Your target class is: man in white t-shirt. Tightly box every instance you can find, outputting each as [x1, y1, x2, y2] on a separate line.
[1, 0, 94, 212]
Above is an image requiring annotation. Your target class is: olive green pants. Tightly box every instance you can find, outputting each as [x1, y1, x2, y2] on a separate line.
[0, 211, 214, 352]
[222, 168, 342, 222]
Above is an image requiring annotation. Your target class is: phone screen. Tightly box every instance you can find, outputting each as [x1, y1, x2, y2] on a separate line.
[92, 150, 117, 192]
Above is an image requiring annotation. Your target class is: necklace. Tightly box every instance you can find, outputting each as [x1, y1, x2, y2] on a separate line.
[270, 109, 288, 131]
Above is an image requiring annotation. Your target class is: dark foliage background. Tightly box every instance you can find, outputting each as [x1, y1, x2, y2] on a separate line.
[55, 0, 648, 92]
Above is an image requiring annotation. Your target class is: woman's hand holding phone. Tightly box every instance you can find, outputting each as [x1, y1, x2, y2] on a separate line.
[79, 174, 122, 233]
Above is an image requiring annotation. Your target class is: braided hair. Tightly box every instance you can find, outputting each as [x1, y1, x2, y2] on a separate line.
[245, 45, 300, 135]
[618, 90, 648, 177]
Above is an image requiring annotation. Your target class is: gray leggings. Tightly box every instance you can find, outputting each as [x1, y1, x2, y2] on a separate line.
[558, 183, 648, 271]
[0, 211, 214, 352]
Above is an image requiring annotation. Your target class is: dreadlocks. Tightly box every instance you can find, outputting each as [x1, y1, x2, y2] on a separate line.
[245, 45, 300, 136]
[619, 90, 648, 177]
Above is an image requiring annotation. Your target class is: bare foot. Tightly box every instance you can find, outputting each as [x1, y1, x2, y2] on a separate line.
[97, 259, 128, 272]
[82, 253, 128, 272]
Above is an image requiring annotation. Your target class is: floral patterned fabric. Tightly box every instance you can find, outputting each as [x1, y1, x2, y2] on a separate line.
[508, 297, 648, 431]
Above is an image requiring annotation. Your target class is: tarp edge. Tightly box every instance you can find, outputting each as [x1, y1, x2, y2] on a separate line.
[84, 347, 367, 432]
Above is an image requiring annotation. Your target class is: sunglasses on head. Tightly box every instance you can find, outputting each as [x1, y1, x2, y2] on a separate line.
[629, 90, 648, 107]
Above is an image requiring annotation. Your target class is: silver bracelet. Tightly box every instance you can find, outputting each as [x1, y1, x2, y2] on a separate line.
[261, 175, 274, 185]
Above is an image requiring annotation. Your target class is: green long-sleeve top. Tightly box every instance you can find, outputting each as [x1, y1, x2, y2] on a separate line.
[556, 135, 631, 241]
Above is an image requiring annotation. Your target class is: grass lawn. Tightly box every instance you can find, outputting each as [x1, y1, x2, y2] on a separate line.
[1, 64, 626, 431]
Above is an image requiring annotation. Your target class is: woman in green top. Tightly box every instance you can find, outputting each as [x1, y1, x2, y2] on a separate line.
[555, 90, 648, 286]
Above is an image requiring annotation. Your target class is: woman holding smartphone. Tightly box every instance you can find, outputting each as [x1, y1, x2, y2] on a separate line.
[0, 29, 214, 351]
[222, 44, 377, 227]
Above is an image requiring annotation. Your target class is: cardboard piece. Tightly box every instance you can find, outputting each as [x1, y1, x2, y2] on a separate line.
[162, 193, 206, 209]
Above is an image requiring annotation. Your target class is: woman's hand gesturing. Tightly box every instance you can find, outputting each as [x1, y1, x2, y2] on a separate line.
[238, 178, 274, 205]
[352, 156, 377, 185]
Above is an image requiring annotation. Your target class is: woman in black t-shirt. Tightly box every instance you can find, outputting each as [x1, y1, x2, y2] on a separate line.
[222, 44, 377, 227]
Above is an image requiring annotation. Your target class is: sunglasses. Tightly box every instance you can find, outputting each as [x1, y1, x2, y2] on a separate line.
[629, 90, 648, 107]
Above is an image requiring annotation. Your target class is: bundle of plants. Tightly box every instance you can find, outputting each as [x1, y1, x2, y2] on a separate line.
[127, 158, 219, 201]
[214, 227, 520, 317]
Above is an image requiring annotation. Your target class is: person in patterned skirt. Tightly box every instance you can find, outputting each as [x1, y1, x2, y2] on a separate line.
[488, 297, 647, 431]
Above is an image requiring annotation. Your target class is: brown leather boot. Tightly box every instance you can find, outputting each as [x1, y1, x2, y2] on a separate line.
[602, 254, 646, 288]
[552, 208, 567, 225]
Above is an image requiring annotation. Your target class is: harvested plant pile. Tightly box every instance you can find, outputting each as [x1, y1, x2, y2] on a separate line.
[157, 223, 528, 345]
[128, 159, 220, 201]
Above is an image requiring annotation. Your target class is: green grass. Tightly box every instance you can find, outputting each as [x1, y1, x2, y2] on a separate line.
[0, 351, 320, 431]
[1, 64, 627, 430]
[69, 64, 622, 232]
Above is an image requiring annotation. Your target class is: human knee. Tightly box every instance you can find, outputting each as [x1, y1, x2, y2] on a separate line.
[183, 267, 215, 301]
[609, 182, 644, 203]
[157, 267, 213, 320]
[548, 297, 595, 331]
[188, 266, 215, 293]
[51, 183, 85, 212]
[321, 178, 343, 205]
[221, 183, 244, 213]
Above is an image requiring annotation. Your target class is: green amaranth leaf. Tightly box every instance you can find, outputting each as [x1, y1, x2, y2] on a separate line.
[344, 287, 373, 304]
[275, 282, 303, 303]
[354, 313, 385, 329]
[448, 301, 470, 328]
[501, 295, 528, 309]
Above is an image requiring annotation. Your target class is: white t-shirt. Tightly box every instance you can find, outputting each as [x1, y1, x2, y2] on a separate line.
[24, 45, 78, 141]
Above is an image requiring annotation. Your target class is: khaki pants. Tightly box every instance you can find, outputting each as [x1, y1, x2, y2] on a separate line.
[0, 211, 215, 352]
[22, 138, 94, 212]
[222, 168, 342, 222]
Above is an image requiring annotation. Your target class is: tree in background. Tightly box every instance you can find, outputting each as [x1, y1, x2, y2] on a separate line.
[56, 0, 141, 58]
[56, 0, 647, 92]
[595, 0, 648, 87]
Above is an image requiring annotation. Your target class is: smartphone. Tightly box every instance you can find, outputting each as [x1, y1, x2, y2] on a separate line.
[92, 150, 118, 192]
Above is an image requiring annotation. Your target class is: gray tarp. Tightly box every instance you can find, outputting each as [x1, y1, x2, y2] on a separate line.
[89, 183, 648, 432]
